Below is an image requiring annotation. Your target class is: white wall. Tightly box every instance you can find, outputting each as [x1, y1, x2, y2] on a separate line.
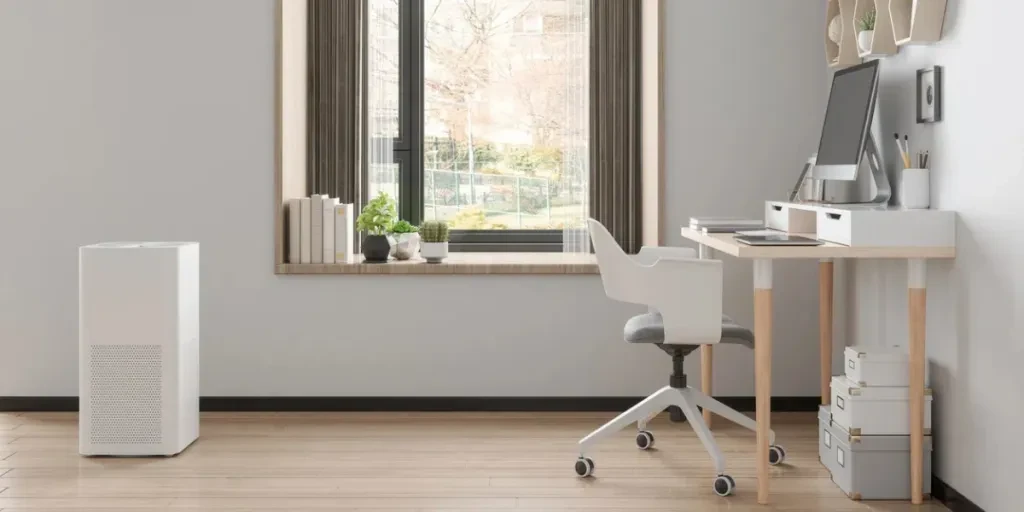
[0, 0, 825, 398]
[846, 1, 1024, 509]
[663, 0, 836, 394]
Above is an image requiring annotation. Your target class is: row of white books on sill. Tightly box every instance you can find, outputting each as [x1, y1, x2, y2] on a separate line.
[287, 195, 355, 264]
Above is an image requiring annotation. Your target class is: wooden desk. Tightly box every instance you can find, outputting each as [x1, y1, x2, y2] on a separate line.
[680, 228, 955, 505]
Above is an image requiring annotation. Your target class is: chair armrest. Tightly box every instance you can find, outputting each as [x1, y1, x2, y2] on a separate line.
[633, 246, 698, 265]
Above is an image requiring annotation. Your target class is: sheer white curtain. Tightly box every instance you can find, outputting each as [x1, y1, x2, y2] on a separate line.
[562, 0, 590, 253]
[367, 0, 399, 203]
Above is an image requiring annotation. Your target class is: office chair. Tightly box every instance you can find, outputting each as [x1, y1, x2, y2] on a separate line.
[576, 219, 785, 497]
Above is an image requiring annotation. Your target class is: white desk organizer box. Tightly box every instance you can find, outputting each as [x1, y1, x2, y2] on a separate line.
[819, 406, 932, 500]
[765, 201, 955, 247]
[831, 376, 932, 436]
[79, 242, 200, 456]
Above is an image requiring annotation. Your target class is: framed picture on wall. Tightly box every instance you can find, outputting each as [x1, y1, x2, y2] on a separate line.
[916, 66, 943, 123]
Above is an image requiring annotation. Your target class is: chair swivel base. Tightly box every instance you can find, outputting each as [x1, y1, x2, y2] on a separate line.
[573, 385, 786, 497]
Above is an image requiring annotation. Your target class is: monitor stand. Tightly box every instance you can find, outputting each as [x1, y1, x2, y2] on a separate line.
[824, 134, 891, 205]
[791, 135, 891, 206]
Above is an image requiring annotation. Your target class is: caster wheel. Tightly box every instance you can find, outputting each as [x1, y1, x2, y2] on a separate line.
[769, 444, 787, 466]
[635, 430, 655, 450]
[713, 474, 735, 497]
[574, 457, 595, 477]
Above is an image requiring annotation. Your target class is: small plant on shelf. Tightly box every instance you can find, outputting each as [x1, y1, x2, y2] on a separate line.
[856, 8, 876, 53]
[856, 7, 876, 31]
[356, 192, 397, 263]
[389, 220, 420, 261]
[391, 220, 418, 234]
[419, 220, 450, 263]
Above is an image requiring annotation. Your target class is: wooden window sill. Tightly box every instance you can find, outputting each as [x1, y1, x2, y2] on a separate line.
[276, 252, 599, 275]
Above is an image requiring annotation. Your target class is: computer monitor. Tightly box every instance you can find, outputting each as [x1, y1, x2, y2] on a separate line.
[812, 60, 880, 181]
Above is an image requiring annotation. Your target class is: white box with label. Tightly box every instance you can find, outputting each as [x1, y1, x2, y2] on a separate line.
[819, 405, 933, 500]
[830, 376, 931, 436]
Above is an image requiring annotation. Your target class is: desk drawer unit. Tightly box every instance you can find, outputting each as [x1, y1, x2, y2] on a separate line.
[817, 210, 852, 245]
[821, 405, 933, 500]
[765, 203, 789, 231]
[764, 203, 816, 233]
[814, 207, 955, 247]
[831, 376, 932, 436]
[844, 346, 914, 387]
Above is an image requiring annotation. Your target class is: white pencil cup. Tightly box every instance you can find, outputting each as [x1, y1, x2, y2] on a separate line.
[900, 168, 930, 209]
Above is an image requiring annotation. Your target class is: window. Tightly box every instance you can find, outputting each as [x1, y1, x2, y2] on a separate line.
[369, 0, 589, 251]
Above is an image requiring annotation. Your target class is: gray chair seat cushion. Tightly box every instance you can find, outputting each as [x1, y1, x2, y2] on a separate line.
[624, 311, 754, 348]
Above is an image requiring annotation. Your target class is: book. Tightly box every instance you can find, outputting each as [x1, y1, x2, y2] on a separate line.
[322, 197, 339, 264]
[334, 203, 355, 264]
[689, 217, 763, 228]
[689, 217, 763, 233]
[701, 224, 765, 233]
[310, 194, 325, 264]
[287, 198, 301, 263]
[299, 197, 312, 264]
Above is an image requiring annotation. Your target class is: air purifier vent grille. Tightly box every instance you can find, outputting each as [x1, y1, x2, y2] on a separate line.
[88, 344, 163, 444]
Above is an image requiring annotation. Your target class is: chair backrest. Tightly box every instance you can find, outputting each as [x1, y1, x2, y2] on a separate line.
[588, 218, 724, 345]
[587, 218, 636, 304]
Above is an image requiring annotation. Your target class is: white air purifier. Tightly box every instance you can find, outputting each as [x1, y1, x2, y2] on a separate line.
[79, 242, 200, 456]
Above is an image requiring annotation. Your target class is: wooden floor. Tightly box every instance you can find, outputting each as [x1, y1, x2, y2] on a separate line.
[0, 411, 948, 511]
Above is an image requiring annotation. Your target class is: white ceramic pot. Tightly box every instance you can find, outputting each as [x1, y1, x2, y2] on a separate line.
[857, 30, 874, 53]
[390, 232, 420, 260]
[420, 242, 449, 263]
[900, 168, 930, 209]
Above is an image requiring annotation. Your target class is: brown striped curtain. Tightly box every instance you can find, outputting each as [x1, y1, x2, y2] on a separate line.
[590, 0, 642, 254]
[307, 0, 365, 207]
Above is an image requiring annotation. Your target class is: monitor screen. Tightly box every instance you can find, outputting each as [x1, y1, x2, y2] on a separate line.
[814, 61, 879, 173]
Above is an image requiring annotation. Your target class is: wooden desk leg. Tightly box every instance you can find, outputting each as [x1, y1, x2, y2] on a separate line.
[908, 259, 927, 505]
[819, 259, 834, 405]
[754, 259, 773, 505]
[699, 244, 713, 428]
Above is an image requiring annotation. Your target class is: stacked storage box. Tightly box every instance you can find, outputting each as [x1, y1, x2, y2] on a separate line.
[818, 347, 934, 500]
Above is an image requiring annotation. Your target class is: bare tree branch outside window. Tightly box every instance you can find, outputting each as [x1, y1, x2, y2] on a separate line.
[370, 0, 588, 230]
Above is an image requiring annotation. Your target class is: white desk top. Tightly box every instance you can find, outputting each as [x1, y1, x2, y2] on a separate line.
[679, 228, 956, 260]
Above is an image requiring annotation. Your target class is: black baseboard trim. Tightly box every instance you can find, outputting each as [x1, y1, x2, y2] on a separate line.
[933, 476, 985, 512]
[0, 396, 79, 412]
[0, 396, 819, 413]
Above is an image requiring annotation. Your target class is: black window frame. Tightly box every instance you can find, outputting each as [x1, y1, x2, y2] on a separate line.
[379, 0, 564, 252]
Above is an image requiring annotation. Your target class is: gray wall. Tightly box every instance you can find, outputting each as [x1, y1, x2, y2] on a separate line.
[0, 0, 825, 398]
[664, 0, 836, 391]
[845, 1, 1023, 509]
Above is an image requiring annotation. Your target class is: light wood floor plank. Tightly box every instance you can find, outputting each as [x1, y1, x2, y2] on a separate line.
[0, 412, 946, 511]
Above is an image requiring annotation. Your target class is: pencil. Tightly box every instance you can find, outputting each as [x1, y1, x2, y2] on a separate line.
[894, 133, 908, 168]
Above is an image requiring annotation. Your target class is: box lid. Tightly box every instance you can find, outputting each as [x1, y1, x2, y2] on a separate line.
[825, 416, 933, 452]
[831, 376, 932, 401]
[844, 345, 909, 363]
[827, 419, 933, 452]
[818, 404, 831, 424]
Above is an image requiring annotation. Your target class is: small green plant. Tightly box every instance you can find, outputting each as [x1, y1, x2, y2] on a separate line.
[356, 192, 397, 235]
[856, 8, 876, 31]
[390, 220, 419, 234]
[419, 220, 450, 243]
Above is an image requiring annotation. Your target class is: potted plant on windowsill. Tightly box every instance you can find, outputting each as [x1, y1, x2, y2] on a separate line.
[419, 220, 449, 263]
[356, 192, 397, 263]
[856, 8, 876, 54]
[389, 220, 420, 261]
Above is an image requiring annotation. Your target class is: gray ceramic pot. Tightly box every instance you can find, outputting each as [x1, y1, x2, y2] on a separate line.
[362, 235, 391, 263]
